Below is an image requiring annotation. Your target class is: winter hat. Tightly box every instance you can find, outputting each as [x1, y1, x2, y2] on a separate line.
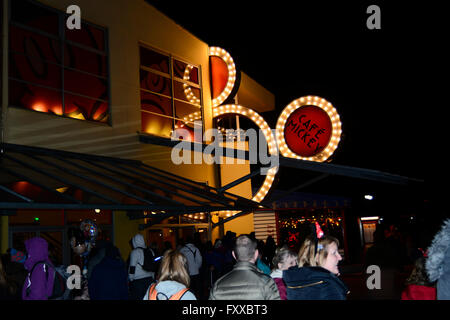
[10, 248, 26, 263]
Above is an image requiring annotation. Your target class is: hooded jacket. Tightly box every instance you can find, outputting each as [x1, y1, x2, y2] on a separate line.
[283, 266, 349, 300]
[22, 237, 55, 300]
[209, 261, 281, 300]
[142, 280, 196, 300]
[426, 219, 450, 300]
[89, 245, 129, 300]
[129, 234, 154, 281]
[179, 243, 202, 276]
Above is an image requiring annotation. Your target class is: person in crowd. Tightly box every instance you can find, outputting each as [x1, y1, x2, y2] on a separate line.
[270, 246, 298, 300]
[1, 250, 27, 300]
[88, 242, 129, 300]
[143, 249, 196, 300]
[205, 239, 226, 285]
[209, 234, 280, 300]
[128, 233, 155, 300]
[221, 233, 236, 275]
[256, 240, 271, 275]
[264, 236, 277, 268]
[364, 223, 404, 299]
[1, 256, 17, 300]
[86, 239, 108, 281]
[21, 237, 56, 300]
[426, 218, 450, 300]
[179, 236, 202, 297]
[401, 255, 436, 300]
[284, 224, 348, 300]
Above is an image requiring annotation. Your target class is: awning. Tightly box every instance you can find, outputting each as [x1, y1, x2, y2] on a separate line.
[0, 143, 263, 229]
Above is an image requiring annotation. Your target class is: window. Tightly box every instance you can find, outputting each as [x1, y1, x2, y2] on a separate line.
[8, 0, 110, 123]
[139, 45, 203, 141]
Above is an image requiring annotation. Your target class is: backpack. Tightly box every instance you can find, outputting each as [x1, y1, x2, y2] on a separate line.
[184, 245, 197, 258]
[147, 283, 189, 300]
[26, 261, 68, 300]
[140, 247, 158, 272]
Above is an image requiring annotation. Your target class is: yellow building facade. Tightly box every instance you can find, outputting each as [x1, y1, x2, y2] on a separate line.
[0, 0, 275, 261]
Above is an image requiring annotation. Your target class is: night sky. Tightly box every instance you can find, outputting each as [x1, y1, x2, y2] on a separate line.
[147, 1, 445, 201]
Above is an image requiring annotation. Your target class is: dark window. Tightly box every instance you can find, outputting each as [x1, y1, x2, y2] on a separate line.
[8, 0, 110, 123]
[139, 45, 203, 142]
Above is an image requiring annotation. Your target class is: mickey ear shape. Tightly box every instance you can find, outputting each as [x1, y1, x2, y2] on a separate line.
[315, 222, 324, 239]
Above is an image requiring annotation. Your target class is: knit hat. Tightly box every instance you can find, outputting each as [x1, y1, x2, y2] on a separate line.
[10, 248, 26, 263]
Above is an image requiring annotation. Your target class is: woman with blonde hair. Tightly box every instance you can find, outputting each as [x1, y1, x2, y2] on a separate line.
[283, 223, 349, 300]
[143, 249, 196, 300]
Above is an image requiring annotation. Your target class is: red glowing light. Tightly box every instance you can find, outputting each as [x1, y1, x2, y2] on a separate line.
[283, 105, 332, 157]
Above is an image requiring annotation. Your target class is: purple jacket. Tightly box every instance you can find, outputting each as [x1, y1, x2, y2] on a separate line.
[22, 237, 55, 300]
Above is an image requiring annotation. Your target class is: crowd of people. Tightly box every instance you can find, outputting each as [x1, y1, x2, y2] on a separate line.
[1, 218, 449, 300]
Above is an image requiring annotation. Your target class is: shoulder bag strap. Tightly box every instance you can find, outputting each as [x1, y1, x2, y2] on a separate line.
[147, 283, 157, 300]
[170, 288, 190, 300]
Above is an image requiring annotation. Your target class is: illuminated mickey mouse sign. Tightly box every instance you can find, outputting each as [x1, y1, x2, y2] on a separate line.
[206, 48, 342, 204]
[276, 96, 342, 162]
[284, 105, 332, 157]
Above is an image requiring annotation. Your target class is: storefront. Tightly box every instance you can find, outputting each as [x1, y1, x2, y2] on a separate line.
[1, 0, 423, 266]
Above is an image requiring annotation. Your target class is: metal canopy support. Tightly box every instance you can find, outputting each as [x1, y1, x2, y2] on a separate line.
[138, 163, 264, 207]
[0, 185, 33, 202]
[110, 161, 220, 206]
[138, 163, 249, 205]
[3, 153, 121, 204]
[78, 158, 186, 206]
[28, 153, 156, 205]
[261, 173, 330, 205]
[0, 143, 263, 216]
[137, 210, 202, 230]
[211, 210, 253, 229]
[139, 162, 258, 206]
[2, 166, 82, 204]
[126, 206, 225, 220]
[138, 133, 250, 161]
[218, 168, 263, 194]
[0, 202, 238, 211]
[279, 156, 422, 185]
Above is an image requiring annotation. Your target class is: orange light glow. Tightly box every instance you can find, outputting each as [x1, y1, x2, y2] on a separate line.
[51, 105, 63, 115]
[31, 102, 48, 113]
[68, 113, 86, 120]
[12, 181, 30, 192]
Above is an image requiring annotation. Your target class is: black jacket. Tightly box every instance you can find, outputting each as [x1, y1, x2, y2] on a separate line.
[283, 266, 349, 300]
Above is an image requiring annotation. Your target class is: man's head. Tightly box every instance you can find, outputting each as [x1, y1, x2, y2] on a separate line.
[232, 234, 258, 263]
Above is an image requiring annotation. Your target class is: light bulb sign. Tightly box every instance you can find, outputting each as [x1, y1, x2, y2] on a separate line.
[174, 47, 343, 203]
[276, 96, 342, 162]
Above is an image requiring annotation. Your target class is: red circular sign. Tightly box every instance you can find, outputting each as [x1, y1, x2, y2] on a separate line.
[283, 105, 332, 157]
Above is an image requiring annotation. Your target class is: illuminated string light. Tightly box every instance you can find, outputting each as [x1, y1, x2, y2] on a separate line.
[209, 47, 237, 107]
[275, 95, 342, 162]
[213, 104, 278, 202]
[183, 64, 201, 105]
